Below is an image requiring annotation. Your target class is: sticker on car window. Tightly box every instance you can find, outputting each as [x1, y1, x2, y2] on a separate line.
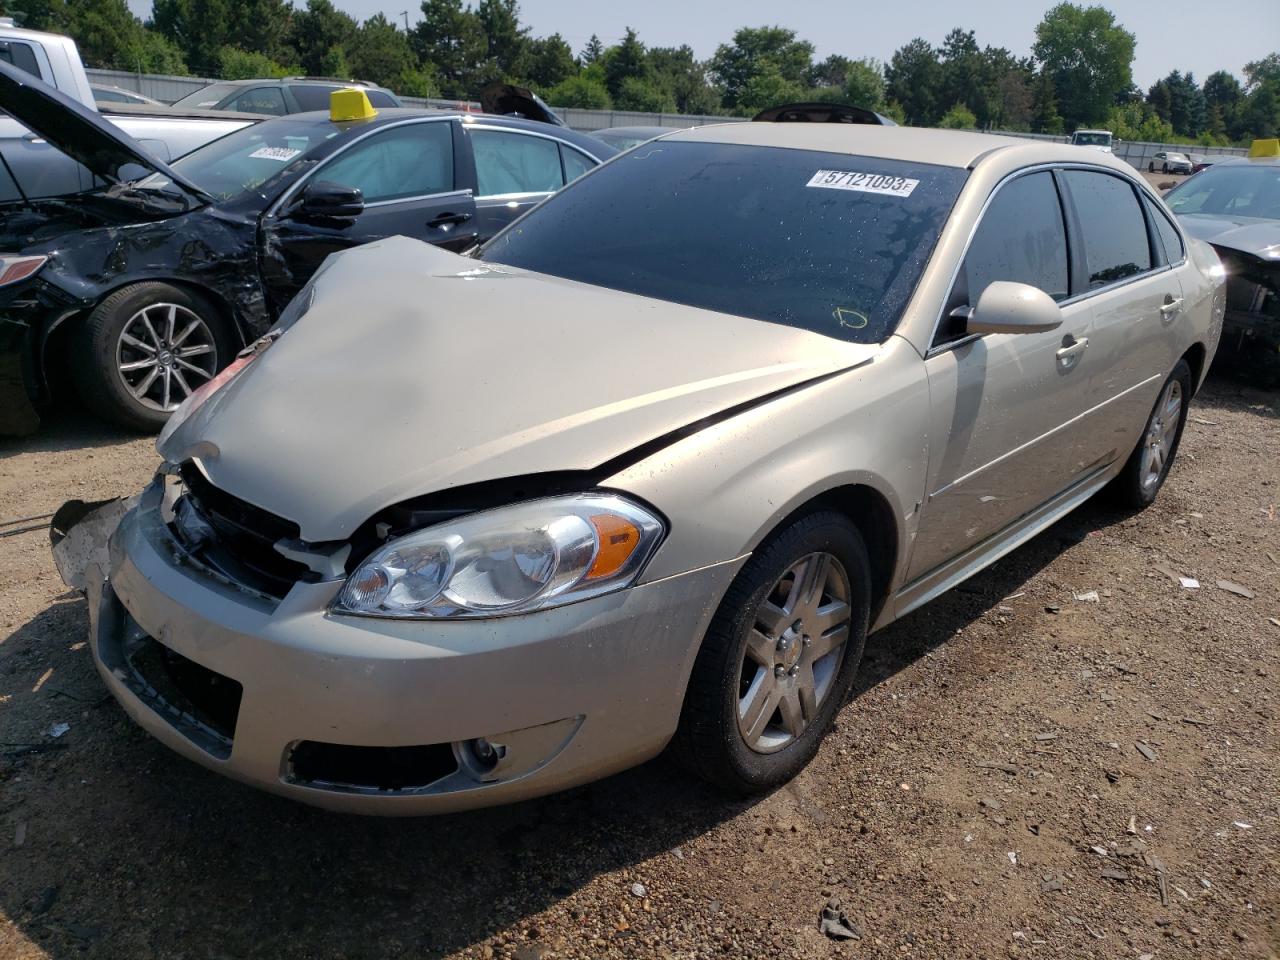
[807, 170, 918, 197]
[249, 146, 303, 162]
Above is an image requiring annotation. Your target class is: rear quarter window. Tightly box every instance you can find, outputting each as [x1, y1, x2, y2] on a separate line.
[1062, 170, 1151, 288]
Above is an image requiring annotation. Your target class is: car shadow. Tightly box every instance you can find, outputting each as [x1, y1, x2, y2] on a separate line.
[0, 406, 148, 457]
[0, 492, 1141, 959]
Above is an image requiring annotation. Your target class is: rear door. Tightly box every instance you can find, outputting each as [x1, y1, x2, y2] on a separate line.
[910, 169, 1098, 579]
[463, 125, 597, 240]
[1056, 169, 1181, 461]
[257, 118, 477, 312]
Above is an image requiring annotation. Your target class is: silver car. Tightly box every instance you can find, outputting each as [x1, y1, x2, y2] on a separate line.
[84, 125, 1225, 814]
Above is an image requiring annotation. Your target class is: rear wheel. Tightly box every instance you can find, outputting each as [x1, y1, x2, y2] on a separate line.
[71, 283, 234, 432]
[1111, 359, 1192, 508]
[673, 511, 871, 794]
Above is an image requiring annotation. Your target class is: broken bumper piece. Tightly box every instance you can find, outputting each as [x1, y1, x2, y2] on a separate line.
[86, 479, 738, 814]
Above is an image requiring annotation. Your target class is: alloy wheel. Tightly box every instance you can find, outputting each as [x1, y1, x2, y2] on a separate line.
[737, 552, 852, 754]
[115, 302, 218, 412]
[1140, 378, 1183, 491]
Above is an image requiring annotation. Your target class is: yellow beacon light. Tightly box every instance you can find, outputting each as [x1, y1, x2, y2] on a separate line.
[1248, 138, 1279, 159]
[330, 88, 378, 122]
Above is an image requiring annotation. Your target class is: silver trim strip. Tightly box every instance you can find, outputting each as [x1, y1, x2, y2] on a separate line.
[361, 188, 472, 210]
[929, 371, 1160, 498]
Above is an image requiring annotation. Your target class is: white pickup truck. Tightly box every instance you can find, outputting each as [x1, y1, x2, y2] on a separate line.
[0, 21, 256, 200]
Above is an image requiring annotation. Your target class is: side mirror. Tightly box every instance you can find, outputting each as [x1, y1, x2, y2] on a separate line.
[966, 281, 1062, 335]
[294, 180, 364, 221]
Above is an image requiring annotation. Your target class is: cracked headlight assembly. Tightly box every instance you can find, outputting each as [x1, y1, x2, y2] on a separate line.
[333, 494, 664, 619]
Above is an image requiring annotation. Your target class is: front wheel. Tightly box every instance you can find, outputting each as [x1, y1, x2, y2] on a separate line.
[1148, 161, 1155, 172]
[1110, 359, 1192, 508]
[71, 282, 234, 432]
[672, 511, 871, 794]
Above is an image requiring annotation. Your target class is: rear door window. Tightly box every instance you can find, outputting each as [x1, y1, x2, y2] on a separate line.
[472, 129, 563, 196]
[232, 87, 287, 115]
[1144, 196, 1185, 265]
[317, 121, 454, 202]
[0, 41, 40, 78]
[1062, 170, 1152, 288]
[289, 85, 339, 112]
[367, 90, 398, 108]
[560, 145, 595, 183]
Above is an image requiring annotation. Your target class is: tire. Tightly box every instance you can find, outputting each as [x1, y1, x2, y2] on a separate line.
[70, 282, 235, 433]
[1110, 359, 1192, 509]
[1148, 161, 1155, 172]
[1162, 163, 1169, 174]
[672, 510, 872, 794]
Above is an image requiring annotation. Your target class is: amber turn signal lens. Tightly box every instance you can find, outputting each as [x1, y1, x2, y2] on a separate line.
[586, 514, 641, 580]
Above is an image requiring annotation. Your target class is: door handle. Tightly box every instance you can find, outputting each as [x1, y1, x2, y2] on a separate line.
[427, 211, 473, 229]
[1159, 296, 1184, 321]
[1056, 335, 1089, 369]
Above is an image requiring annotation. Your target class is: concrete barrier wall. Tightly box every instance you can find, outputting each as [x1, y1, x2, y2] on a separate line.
[86, 68, 1250, 170]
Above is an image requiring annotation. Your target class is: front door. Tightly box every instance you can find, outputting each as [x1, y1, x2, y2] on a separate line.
[908, 169, 1099, 580]
[258, 119, 478, 314]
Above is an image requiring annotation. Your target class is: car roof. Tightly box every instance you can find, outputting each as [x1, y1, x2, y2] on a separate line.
[208, 77, 390, 90]
[597, 126, 679, 136]
[254, 107, 614, 156]
[664, 123, 1119, 171]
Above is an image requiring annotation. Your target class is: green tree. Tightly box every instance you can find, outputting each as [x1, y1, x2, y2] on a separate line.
[708, 26, 813, 112]
[1031, 69, 1064, 133]
[938, 102, 977, 129]
[152, 0, 291, 75]
[614, 75, 675, 112]
[476, 0, 526, 77]
[1243, 53, 1280, 90]
[992, 70, 1033, 130]
[735, 63, 805, 116]
[578, 33, 602, 66]
[286, 0, 356, 77]
[842, 58, 885, 110]
[1032, 2, 1136, 131]
[1238, 83, 1278, 139]
[886, 37, 941, 125]
[602, 26, 649, 99]
[347, 13, 416, 87]
[649, 44, 719, 114]
[412, 0, 485, 98]
[517, 33, 575, 89]
[217, 44, 296, 79]
[808, 54, 852, 89]
[545, 72, 610, 109]
[1202, 70, 1241, 139]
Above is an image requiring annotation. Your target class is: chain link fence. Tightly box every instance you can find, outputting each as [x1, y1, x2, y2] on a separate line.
[87, 68, 1249, 170]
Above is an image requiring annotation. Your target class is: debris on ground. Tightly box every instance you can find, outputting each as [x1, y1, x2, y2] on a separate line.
[819, 898, 862, 941]
[629, 882, 647, 898]
[47, 722, 70, 738]
[1073, 590, 1099, 602]
[1135, 742, 1159, 762]
[1215, 579, 1255, 599]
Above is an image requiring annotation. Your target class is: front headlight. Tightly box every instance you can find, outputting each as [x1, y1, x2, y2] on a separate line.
[333, 494, 665, 619]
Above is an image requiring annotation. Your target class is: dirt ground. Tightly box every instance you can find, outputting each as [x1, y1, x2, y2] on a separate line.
[1, 363, 1277, 960]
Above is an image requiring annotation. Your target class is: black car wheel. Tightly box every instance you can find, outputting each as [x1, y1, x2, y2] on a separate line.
[1148, 161, 1155, 172]
[72, 282, 235, 432]
[673, 510, 871, 794]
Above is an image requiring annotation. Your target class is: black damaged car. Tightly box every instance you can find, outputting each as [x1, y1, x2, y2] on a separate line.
[0, 62, 613, 434]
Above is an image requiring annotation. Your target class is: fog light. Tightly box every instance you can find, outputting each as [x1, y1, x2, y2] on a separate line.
[470, 737, 501, 768]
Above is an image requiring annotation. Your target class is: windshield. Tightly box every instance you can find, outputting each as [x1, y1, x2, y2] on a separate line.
[171, 83, 244, 110]
[1072, 132, 1112, 146]
[139, 118, 338, 201]
[479, 141, 967, 344]
[1165, 164, 1280, 220]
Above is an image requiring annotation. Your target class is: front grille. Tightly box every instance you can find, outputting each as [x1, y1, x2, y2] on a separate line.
[286, 741, 458, 793]
[176, 463, 310, 598]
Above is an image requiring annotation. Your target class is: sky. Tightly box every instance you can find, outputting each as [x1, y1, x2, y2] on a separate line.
[127, 0, 1280, 88]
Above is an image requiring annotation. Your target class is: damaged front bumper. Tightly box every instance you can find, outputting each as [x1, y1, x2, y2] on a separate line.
[82, 479, 739, 815]
[1215, 249, 1280, 380]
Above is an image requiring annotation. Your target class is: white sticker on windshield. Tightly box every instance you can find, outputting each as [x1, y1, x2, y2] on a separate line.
[249, 146, 302, 162]
[807, 169, 918, 197]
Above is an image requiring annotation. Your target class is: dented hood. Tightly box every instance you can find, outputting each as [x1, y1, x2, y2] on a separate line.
[1178, 213, 1280, 259]
[160, 237, 877, 542]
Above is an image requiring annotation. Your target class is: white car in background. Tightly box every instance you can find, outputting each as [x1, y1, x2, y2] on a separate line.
[1071, 129, 1114, 153]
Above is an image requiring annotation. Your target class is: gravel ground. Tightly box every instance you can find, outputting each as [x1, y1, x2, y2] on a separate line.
[0, 367, 1276, 960]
